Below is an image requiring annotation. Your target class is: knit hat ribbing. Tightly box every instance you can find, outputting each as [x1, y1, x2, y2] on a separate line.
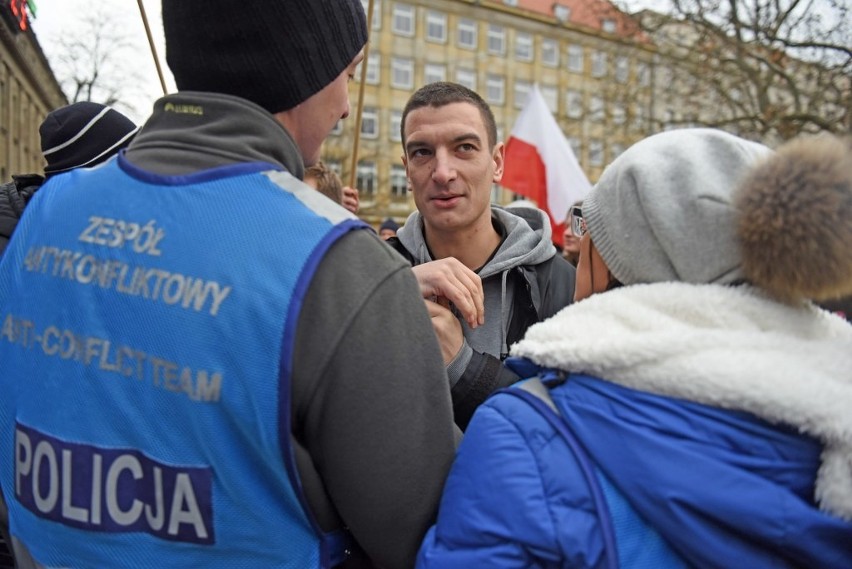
[584, 129, 772, 286]
[163, 0, 367, 114]
[39, 102, 138, 177]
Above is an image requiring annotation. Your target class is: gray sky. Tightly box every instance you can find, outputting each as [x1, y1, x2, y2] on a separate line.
[31, 0, 174, 124]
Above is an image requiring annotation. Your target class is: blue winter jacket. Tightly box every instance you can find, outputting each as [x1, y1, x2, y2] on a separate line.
[418, 373, 852, 568]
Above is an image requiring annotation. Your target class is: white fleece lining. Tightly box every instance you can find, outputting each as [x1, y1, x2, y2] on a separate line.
[512, 282, 852, 520]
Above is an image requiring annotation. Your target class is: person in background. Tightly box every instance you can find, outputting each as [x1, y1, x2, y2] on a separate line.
[0, 101, 138, 257]
[562, 198, 584, 266]
[304, 160, 344, 204]
[379, 217, 399, 240]
[303, 161, 363, 216]
[389, 82, 575, 429]
[417, 129, 852, 568]
[0, 1, 458, 567]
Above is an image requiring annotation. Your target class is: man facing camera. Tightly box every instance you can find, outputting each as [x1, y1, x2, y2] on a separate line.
[388, 82, 575, 429]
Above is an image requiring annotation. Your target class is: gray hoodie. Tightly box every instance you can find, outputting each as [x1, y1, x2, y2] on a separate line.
[394, 204, 575, 428]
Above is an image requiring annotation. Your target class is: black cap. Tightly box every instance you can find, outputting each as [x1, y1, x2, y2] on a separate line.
[380, 218, 400, 232]
[163, 0, 368, 114]
[40, 102, 138, 177]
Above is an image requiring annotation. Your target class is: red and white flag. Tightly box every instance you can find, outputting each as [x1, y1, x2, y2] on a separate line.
[501, 84, 591, 247]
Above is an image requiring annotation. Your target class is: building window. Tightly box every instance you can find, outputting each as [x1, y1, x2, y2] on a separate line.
[541, 85, 558, 114]
[612, 103, 626, 125]
[326, 160, 343, 176]
[426, 10, 447, 43]
[615, 56, 629, 83]
[391, 57, 414, 89]
[504, 0, 519, 5]
[590, 95, 605, 122]
[390, 110, 402, 142]
[567, 44, 584, 73]
[601, 19, 617, 33]
[515, 32, 533, 62]
[554, 4, 571, 22]
[610, 143, 625, 160]
[458, 18, 477, 49]
[361, 0, 382, 30]
[424, 63, 446, 84]
[636, 62, 650, 87]
[634, 104, 646, 130]
[392, 3, 414, 37]
[357, 161, 377, 195]
[361, 107, 379, 139]
[456, 68, 476, 91]
[487, 24, 505, 55]
[391, 164, 408, 197]
[664, 108, 676, 130]
[365, 52, 381, 84]
[541, 38, 559, 67]
[565, 89, 583, 118]
[514, 81, 531, 109]
[591, 51, 608, 78]
[589, 140, 604, 166]
[486, 74, 505, 105]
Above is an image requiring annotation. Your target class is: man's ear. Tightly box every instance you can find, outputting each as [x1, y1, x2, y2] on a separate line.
[492, 142, 505, 183]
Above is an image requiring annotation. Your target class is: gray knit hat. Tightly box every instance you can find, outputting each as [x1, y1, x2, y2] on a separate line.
[163, 0, 368, 114]
[584, 129, 772, 286]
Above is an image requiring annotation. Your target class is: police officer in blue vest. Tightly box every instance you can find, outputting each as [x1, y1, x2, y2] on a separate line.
[0, 1, 460, 567]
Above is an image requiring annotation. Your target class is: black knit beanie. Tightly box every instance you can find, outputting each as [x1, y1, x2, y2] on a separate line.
[40, 102, 138, 177]
[163, 0, 368, 114]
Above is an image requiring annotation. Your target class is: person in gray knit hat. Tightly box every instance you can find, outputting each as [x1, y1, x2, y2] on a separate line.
[0, 1, 458, 568]
[417, 129, 852, 568]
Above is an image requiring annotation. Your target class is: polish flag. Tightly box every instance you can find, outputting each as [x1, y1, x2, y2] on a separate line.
[501, 84, 591, 247]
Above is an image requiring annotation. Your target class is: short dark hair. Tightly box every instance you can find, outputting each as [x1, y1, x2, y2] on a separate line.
[400, 82, 498, 152]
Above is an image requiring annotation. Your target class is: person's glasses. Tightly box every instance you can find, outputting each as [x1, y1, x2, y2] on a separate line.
[571, 206, 586, 236]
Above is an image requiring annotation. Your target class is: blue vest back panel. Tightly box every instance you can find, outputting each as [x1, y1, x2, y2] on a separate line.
[0, 157, 363, 567]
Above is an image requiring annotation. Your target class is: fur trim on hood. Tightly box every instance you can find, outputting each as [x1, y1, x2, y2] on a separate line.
[511, 282, 852, 521]
[736, 134, 852, 303]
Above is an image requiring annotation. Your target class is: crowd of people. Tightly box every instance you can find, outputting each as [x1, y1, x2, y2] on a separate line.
[0, 0, 850, 568]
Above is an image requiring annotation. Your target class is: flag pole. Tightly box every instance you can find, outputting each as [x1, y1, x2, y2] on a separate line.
[348, 0, 375, 188]
[136, 0, 168, 96]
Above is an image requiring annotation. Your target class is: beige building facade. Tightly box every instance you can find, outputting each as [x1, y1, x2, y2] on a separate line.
[0, 4, 66, 181]
[321, 0, 657, 226]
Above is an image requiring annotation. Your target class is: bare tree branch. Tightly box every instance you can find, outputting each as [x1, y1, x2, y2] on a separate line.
[46, 8, 144, 117]
[629, 0, 850, 141]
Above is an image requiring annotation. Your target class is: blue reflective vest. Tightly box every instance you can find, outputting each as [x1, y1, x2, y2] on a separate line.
[0, 156, 364, 567]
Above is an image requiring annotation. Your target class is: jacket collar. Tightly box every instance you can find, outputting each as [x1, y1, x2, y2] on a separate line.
[125, 91, 304, 179]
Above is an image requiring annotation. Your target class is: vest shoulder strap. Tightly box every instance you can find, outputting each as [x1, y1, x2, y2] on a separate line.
[507, 378, 686, 569]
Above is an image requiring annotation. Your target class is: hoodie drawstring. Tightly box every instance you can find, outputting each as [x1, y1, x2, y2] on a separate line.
[500, 270, 509, 360]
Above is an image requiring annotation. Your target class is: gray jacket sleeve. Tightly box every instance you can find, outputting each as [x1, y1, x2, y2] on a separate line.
[290, 229, 460, 569]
